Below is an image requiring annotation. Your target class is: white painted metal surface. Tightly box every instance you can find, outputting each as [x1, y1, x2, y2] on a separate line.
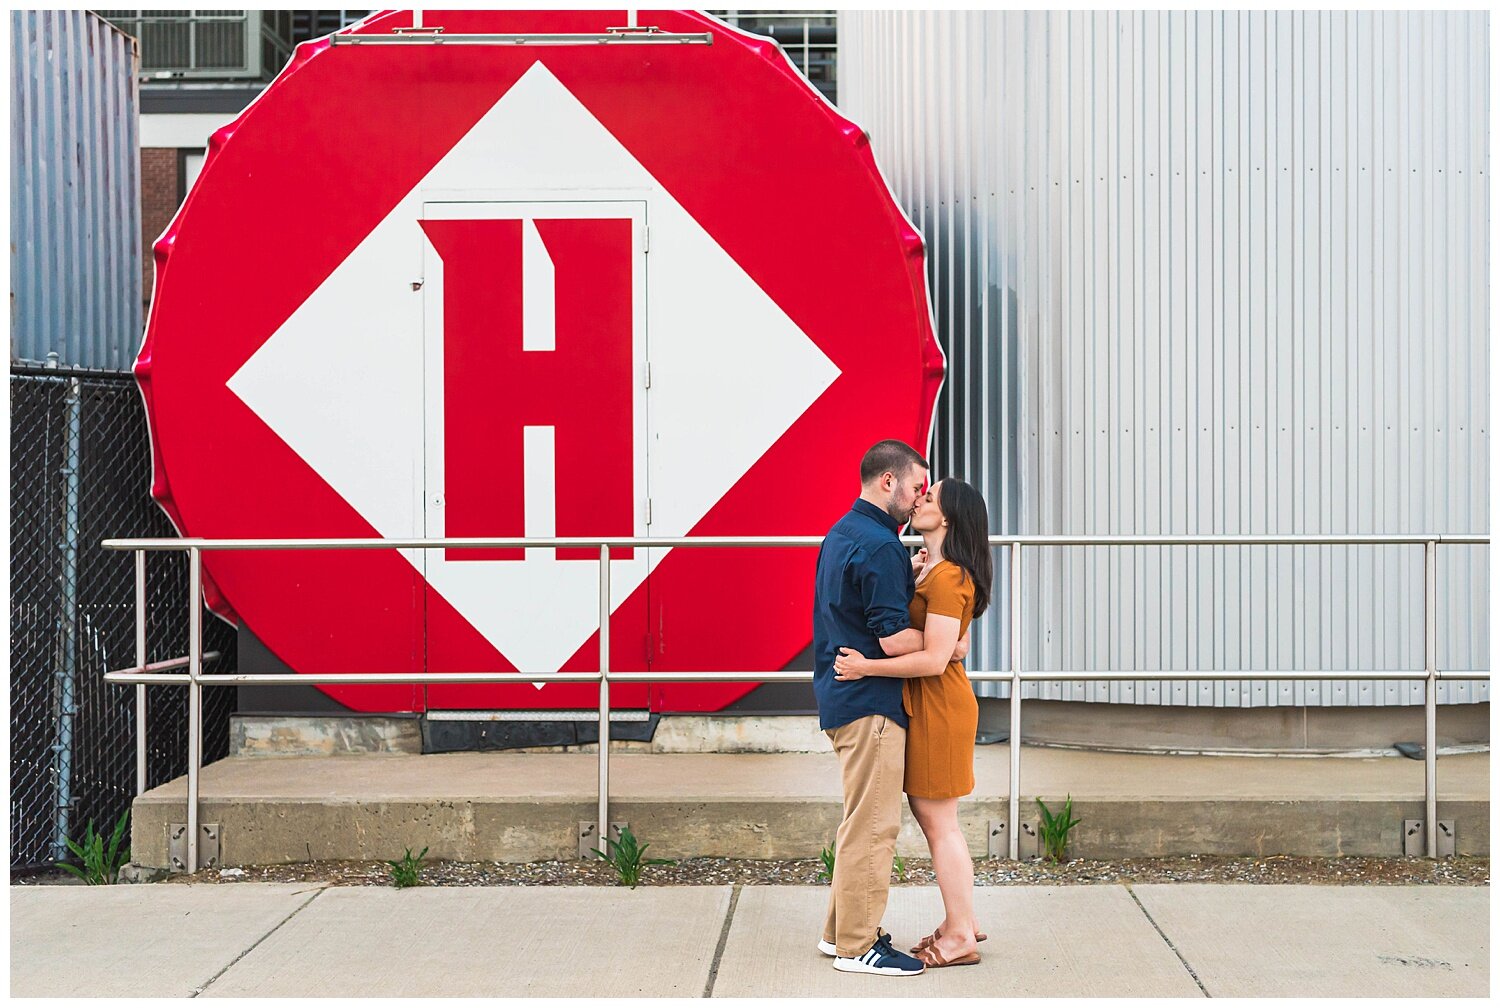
[839, 10, 1489, 706]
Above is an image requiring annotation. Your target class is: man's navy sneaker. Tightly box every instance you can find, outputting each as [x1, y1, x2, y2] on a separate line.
[832, 933, 925, 976]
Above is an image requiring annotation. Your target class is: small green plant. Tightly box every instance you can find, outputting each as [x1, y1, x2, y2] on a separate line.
[817, 843, 836, 882]
[892, 854, 907, 882]
[593, 826, 674, 888]
[1036, 794, 1082, 863]
[56, 811, 131, 885]
[386, 846, 429, 888]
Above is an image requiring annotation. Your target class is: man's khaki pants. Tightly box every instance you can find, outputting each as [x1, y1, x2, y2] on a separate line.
[821, 714, 905, 958]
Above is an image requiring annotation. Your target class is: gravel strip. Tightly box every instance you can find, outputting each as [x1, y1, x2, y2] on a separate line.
[33, 854, 1460, 888]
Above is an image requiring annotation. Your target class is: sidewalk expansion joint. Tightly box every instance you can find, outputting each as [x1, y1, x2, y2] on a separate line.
[702, 884, 742, 998]
[190, 885, 328, 998]
[1125, 884, 1211, 998]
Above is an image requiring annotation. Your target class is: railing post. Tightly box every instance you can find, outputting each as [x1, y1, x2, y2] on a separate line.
[1424, 539, 1438, 859]
[187, 547, 203, 872]
[1008, 540, 1022, 860]
[135, 550, 147, 796]
[598, 543, 611, 856]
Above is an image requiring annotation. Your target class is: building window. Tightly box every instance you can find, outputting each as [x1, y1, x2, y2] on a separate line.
[708, 11, 837, 103]
[290, 11, 371, 45]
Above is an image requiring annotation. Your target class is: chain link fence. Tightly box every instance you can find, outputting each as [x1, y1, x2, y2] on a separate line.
[11, 368, 237, 873]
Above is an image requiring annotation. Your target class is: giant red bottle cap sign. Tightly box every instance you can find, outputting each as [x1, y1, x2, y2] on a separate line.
[138, 9, 943, 714]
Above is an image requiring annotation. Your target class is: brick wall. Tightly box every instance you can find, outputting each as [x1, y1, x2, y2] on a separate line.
[140, 147, 181, 308]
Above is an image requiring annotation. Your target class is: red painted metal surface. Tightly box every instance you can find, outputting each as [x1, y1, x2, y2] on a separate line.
[136, 9, 943, 714]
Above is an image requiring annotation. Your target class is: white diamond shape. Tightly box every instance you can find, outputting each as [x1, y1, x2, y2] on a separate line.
[228, 61, 840, 680]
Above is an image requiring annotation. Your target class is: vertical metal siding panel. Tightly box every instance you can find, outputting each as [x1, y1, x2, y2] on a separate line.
[1195, 10, 1216, 707]
[1375, 10, 1393, 701]
[1122, 12, 1142, 701]
[1074, 14, 1091, 699]
[1223, 11, 1246, 708]
[1167, 10, 1189, 705]
[12, 12, 31, 353]
[11, 10, 139, 371]
[1345, 11, 1372, 709]
[1332, 13, 1356, 708]
[1471, 10, 1491, 703]
[1142, 10, 1164, 705]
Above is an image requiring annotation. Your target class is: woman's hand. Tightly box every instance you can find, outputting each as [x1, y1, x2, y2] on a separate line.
[833, 646, 871, 681]
[911, 547, 928, 577]
[953, 631, 971, 662]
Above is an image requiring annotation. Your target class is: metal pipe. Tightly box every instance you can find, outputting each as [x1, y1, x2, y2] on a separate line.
[135, 550, 147, 795]
[110, 667, 587, 685]
[103, 667, 1488, 687]
[1424, 539, 1438, 858]
[101, 533, 1492, 551]
[983, 669, 1446, 682]
[52, 376, 82, 862]
[598, 544, 610, 856]
[1008, 540, 1022, 860]
[187, 548, 202, 872]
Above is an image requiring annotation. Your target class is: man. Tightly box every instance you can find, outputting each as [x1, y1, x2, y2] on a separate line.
[811, 439, 932, 977]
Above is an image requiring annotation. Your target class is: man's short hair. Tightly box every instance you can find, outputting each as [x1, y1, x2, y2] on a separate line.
[859, 440, 928, 485]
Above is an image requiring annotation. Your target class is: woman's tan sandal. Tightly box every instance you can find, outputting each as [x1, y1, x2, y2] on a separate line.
[916, 944, 982, 969]
[910, 928, 988, 953]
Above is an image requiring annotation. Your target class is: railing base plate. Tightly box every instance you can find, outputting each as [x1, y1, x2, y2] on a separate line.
[168, 822, 220, 872]
[578, 821, 628, 860]
[1402, 819, 1456, 857]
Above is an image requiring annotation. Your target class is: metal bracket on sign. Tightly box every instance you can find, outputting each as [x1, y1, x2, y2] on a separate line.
[1402, 819, 1456, 857]
[578, 821, 628, 859]
[168, 823, 221, 872]
[330, 31, 712, 47]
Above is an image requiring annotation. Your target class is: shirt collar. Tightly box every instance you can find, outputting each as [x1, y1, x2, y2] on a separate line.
[851, 497, 903, 534]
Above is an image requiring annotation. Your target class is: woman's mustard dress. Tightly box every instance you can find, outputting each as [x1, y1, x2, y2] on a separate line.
[902, 560, 978, 799]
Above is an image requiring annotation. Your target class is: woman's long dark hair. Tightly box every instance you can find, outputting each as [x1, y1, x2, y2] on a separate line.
[936, 478, 993, 618]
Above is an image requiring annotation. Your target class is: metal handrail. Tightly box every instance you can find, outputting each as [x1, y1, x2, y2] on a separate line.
[102, 533, 1490, 869]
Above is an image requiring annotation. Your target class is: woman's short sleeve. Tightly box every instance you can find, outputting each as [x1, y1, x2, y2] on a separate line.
[924, 563, 974, 620]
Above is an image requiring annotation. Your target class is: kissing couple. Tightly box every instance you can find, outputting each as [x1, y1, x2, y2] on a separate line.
[813, 439, 993, 976]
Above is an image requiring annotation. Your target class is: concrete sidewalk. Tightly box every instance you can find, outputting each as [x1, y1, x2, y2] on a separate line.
[12, 882, 1488, 997]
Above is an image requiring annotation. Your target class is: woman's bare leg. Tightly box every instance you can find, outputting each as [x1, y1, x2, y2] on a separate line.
[908, 794, 978, 960]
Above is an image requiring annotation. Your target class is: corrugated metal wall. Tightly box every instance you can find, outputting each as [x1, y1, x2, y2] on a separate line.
[11, 10, 141, 372]
[840, 10, 1489, 707]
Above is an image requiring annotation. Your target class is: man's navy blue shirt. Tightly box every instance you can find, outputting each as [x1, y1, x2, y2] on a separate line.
[812, 498, 915, 731]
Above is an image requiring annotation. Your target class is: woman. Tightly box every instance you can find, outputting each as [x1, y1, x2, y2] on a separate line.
[833, 477, 993, 969]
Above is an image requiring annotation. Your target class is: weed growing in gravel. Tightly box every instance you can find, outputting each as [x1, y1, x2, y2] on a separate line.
[56, 811, 131, 885]
[387, 846, 429, 888]
[817, 843, 836, 882]
[593, 826, 674, 888]
[893, 854, 907, 882]
[1037, 795, 1082, 863]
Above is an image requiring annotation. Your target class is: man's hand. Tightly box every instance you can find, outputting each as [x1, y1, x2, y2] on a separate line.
[833, 646, 870, 681]
[954, 630, 971, 662]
